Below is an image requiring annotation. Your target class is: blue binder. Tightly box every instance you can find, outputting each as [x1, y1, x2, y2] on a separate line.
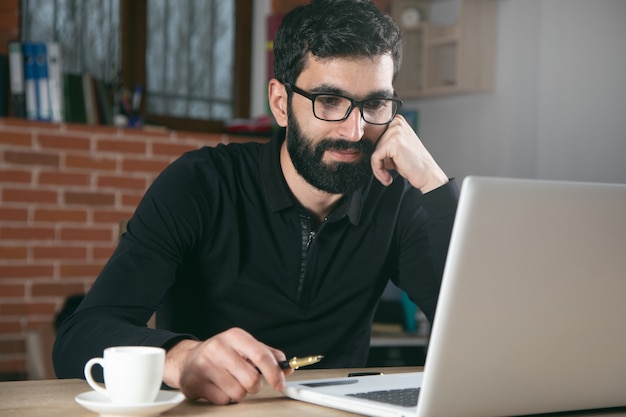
[22, 42, 51, 121]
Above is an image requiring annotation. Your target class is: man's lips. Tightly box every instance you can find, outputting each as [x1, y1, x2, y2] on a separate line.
[326, 148, 362, 162]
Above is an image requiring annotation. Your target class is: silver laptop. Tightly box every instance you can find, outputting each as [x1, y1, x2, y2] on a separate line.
[284, 176, 626, 417]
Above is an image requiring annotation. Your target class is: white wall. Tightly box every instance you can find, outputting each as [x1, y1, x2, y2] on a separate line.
[410, 0, 626, 184]
[251, 0, 626, 184]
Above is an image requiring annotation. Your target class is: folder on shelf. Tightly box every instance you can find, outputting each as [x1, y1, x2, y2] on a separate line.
[63, 73, 87, 124]
[22, 42, 38, 120]
[8, 42, 26, 118]
[0, 54, 9, 117]
[47, 42, 64, 122]
[94, 78, 113, 125]
[82, 73, 99, 125]
[34, 42, 51, 121]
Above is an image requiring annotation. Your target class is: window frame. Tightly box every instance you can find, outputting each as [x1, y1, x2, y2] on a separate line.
[120, 0, 252, 132]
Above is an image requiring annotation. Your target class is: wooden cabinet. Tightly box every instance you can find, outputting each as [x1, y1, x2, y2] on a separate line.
[391, 0, 497, 98]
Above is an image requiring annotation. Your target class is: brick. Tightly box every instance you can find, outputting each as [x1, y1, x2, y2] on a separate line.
[4, 150, 60, 167]
[64, 123, 118, 135]
[33, 246, 87, 260]
[0, 336, 25, 351]
[121, 193, 143, 208]
[29, 302, 58, 315]
[152, 142, 199, 157]
[0, 11, 19, 28]
[0, 301, 57, 315]
[0, 0, 20, 12]
[0, 358, 26, 375]
[0, 284, 26, 297]
[0, 246, 27, 259]
[0, 130, 31, 146]
[25, 318, 55, 329]
[2, 188, 58, 204]
[59, 227, 113, 242]
[64, 191, 115, 206]
[0, 265, 54, 279]
[31, 282, 85, 297]
[0, 226, 56, 240]
[38, 134, 91, 151]
[59, 263, 104, 278]
[174, 131, 223, 144]
[122, 158, 171, 174]
[0, 344, 25, 365]
[0, 207, 28, 221]
[96, 174, 147, 190]
[0, 361, 26, 377]
[97, 138, 147, 154]
[33, 208, 88, 222]
[92, 210, 134, 223]
[0, 321, 23, 333]
[65, 154, 117, 171]
[120, 126, 171, 138]
[0, 169, 31, 183]
[38, 171, 90, 186]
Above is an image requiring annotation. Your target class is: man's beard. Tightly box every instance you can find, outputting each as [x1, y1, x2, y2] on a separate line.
[286, 110, 375, 195]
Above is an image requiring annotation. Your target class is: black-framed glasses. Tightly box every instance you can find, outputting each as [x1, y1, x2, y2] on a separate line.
[285, 83, 402, 125]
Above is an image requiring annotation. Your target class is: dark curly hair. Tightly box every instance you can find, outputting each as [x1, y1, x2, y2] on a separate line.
[273, 0, 403, 85]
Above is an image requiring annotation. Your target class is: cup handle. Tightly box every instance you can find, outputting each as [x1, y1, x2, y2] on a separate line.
[84, 357, 108, 396]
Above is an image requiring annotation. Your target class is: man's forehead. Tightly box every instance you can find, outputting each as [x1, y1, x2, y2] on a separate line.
[299, 54, 395, 97]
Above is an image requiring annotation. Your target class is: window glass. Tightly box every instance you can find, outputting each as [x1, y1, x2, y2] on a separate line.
[146, 0, 235, 120]
[21, 0, 120, 82]
[21, 0, 236, 123]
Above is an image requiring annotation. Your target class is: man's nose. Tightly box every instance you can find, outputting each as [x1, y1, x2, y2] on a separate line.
[338, 106, 365, 142]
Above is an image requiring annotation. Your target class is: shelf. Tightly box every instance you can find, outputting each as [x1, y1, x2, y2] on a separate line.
[370, 331, 429, 347]
[391, 0, 497, 99]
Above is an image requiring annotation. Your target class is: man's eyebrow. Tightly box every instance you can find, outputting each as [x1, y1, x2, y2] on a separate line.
[310, 84, 395, 100]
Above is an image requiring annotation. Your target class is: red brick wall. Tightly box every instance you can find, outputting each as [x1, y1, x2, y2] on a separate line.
[0, 117, 264, 379]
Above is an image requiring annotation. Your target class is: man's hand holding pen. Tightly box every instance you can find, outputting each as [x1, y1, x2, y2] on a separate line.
[162, 327, 320, 404]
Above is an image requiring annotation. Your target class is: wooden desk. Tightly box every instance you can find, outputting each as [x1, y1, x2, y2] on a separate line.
[2, 367, 626, 417]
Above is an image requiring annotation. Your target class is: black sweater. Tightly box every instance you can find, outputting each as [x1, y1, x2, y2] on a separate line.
[53, 129, 459, 378]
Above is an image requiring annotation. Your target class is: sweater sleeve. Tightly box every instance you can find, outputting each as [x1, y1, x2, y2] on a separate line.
[52, 154, 205, 379]
[394, 179, 460, 324]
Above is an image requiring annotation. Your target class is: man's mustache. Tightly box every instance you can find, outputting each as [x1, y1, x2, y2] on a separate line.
[316, 138, 374, 154]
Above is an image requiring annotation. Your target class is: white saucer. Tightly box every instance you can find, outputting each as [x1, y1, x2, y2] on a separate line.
[75, 390, 185, 417]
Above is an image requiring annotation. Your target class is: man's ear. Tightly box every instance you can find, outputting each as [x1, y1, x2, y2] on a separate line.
[268, 79, 288, 127]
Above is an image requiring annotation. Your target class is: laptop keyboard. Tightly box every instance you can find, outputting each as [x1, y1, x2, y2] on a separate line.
[347, 388, 420, 407]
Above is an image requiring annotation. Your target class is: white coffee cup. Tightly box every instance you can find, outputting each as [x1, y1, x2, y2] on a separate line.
[84, 346, 165, 404]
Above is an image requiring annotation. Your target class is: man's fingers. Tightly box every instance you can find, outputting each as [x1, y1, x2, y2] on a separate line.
[371, 146, 396, 186]
[171, 327, 290, 404]
[247, 347, 289, 391]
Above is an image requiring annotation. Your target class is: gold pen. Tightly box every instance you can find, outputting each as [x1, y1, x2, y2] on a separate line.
[278, 355, 324, 370]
